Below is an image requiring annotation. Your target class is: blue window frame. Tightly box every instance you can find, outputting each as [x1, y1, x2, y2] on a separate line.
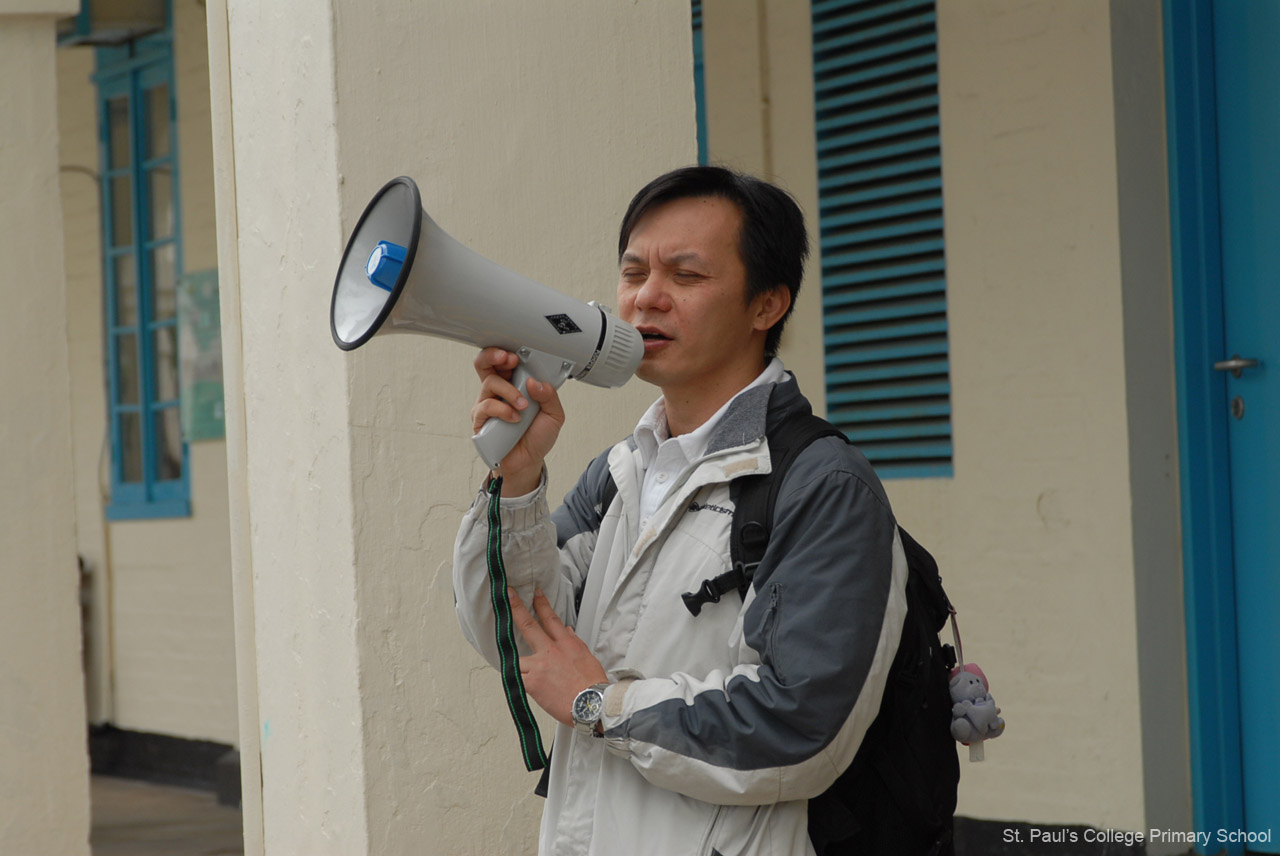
[96, 25, 189, 519]
[692, 0, 708, 165]
[811, 0, 952, 478]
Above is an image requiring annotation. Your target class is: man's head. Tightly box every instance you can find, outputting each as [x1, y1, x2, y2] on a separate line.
[617, 166, 808, 359]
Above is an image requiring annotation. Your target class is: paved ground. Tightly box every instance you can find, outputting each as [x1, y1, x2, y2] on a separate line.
[91, 775, 244, 856]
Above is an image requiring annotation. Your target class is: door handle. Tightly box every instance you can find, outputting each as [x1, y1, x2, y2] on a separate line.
[1212, 355, 1260, 378]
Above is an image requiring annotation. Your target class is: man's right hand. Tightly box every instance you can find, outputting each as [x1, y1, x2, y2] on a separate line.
[471, 347, 566, 496]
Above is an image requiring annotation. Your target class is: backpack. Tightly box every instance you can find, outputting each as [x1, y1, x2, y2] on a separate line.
[548, 411, 961, 855]
[727, 413, 960, 856]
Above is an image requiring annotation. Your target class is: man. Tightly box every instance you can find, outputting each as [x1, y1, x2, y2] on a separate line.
[453, 166, 908, 856]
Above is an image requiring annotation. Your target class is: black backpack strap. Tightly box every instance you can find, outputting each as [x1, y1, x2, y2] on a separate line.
[682, 411, 845, 616]
[599, 473, 618, 515]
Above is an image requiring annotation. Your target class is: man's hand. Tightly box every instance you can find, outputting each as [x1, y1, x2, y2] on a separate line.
[509, 587, 608, 727]
[472, 347, 565, 496]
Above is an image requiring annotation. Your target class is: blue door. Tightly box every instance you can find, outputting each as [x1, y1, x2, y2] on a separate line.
[1168, 1, 1280, 852]
[1214, 2, 1280, 849]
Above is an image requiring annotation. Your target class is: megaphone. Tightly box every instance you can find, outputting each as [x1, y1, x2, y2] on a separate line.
[331, 176, 644, 468]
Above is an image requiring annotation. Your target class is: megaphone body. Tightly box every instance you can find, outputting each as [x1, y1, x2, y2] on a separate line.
[331, 176, 643, 468]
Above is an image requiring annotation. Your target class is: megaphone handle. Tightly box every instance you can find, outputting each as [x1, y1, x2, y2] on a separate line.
[472, 348, 571, 470]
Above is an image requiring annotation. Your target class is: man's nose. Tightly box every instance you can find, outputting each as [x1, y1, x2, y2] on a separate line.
[633, 274, 672, 312]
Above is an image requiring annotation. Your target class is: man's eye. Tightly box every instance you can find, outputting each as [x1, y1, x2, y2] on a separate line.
[620, 269, 646, 282]
[674, 270, 703, 280]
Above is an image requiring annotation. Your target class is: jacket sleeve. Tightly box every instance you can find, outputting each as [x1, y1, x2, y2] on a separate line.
[452, 449, 613, 669]
[598, 438, 909, 806]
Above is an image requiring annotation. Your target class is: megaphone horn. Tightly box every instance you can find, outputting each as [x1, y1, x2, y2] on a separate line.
[331, 176, 644, 468]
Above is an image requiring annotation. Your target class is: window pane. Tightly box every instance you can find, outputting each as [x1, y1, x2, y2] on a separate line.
[114, 255, 138, 327]
[148, 167, 173, 239]
[155, 407, 183, 481]
[116, 333, 140, 405]
[145, 83, 170, 159]
[151, 243, 176, 320]
[110, 176, 133, 247]
[153, 326, 179, 403]
[120, 412, 143, 483]
[108, 96, 130, 169]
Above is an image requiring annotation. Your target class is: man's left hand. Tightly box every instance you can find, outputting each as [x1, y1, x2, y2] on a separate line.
[509, 587, 609, 727]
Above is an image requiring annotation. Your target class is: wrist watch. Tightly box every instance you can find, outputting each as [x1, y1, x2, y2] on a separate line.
[571, 682, 610, 736]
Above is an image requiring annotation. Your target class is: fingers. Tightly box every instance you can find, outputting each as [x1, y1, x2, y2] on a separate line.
[470, 349, 566, 483]
[507, 587, 548, 650]
[524, 377, 565, 426]
[473, 346, 520, 380]
[530, 589, 569, 640]
[472, 372, 529, 434]
[470, 351, 565, 439]
[510, 587, 576, 647]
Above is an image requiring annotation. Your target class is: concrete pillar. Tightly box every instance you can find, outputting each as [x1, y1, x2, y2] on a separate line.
[0, 4, 91, 855]
[208, 1, 693, 852]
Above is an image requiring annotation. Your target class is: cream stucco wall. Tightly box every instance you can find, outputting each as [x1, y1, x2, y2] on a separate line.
[213, 1, 695, 852]
[55, 0, 238, 745]
[701, 0, 1186, 836]
[0, 7, 91, 854]
[57, 41, 113, 725]
[702, 0, 826, 409]
[926, 0, 1146, 827]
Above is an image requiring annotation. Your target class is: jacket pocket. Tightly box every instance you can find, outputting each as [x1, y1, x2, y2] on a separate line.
[761, 583, 787, 685]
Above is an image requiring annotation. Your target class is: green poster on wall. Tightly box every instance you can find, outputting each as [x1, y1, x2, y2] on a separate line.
[178, 268, 225, 441]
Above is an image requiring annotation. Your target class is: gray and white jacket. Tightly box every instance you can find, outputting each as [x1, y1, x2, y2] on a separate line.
[453, 379, 908, 856]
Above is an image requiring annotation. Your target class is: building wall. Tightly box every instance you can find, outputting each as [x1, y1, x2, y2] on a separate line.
[57, 40, 112, 725]
[702, 0, 826, 411]
[701, 0, 1184, 835]
[55, 0, 238, 745]
[929, 0, 1146, 828]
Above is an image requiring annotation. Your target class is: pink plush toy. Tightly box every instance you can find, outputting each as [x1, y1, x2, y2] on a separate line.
[949, 662, 1005, 761]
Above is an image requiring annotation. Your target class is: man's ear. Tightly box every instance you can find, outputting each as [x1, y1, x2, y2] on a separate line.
[753, 285, 792, 332]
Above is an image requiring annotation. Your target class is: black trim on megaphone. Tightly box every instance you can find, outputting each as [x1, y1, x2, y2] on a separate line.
[330, 175, 423, 351]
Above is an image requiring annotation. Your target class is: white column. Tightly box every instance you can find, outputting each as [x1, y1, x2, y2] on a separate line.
[210, 1, 693, 853]
[204, 1, 264, 852]
[0, 5, 91, 856]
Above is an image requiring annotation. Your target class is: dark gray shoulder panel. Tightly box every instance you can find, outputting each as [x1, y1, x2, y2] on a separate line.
[552, 444, 618, 549]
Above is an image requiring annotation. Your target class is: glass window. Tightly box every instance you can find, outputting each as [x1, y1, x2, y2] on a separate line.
[98, 37, 189, 518]
[148, 168, 173, 239]
[145, 83, 170, 159]
[108, 96, 130, 169]
[113, 255, 138, 326]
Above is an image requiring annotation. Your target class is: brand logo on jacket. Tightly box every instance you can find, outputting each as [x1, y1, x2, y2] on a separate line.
[687, 501, 732, 515]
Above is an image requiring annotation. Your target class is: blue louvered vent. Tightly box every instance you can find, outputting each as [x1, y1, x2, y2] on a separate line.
[812, 0, 952, 478]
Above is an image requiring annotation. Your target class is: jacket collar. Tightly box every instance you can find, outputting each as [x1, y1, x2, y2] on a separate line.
[704, 373, 812, 457]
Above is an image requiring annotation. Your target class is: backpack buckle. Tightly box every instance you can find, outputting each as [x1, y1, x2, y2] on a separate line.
[682, 579, 724, 616]
[681, 564, 755, 617]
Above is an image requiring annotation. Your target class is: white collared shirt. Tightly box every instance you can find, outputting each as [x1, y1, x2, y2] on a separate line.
[632, 357, 788, 527]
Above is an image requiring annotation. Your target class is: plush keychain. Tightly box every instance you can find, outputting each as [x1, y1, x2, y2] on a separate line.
[947, 611, 1005, 761]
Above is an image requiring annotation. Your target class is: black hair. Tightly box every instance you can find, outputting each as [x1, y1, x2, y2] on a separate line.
[617, 165, 808, 359]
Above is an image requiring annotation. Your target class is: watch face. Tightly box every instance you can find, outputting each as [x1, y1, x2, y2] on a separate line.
[573, 688, 604, 723]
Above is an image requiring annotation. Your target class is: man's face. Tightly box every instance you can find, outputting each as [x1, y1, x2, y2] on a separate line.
[617, 196, 776, 404]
